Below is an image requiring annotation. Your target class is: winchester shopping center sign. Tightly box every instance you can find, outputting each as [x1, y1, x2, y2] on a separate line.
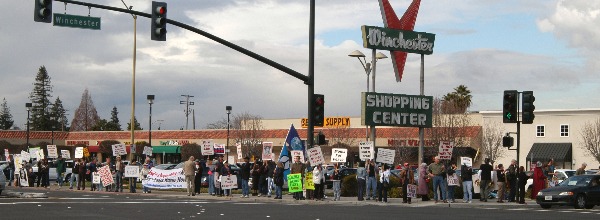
[361, 25, 435, 55]
[361, 92, 433, 128]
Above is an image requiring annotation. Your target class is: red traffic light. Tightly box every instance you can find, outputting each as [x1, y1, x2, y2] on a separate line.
[315, 97, 324, 106]
[156, 6, 166, 15]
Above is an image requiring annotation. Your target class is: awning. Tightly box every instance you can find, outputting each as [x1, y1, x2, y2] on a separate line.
[152, 146, 181, 154]
[526, 143, 572, 163]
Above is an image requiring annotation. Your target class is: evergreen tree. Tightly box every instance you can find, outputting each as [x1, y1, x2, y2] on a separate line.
[70, 88, 100, 131]
[0, 98, 14, 130]
[29, 66, 53, 130]
[106, 106, 121, 131]
[49, 97, 69, 131]
[91, 119, 109, 131]
[127, 116, 142, 130]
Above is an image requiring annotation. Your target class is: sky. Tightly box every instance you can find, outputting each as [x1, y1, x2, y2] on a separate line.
[2, 0, 600, 131]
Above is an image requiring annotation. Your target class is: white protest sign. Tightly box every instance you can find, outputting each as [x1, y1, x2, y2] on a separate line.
[47, 145, 58, 158]
[14, 155, 22, 172]
[143, 168, 186, 189]
[75, 147, 84, 159]
[61, 150, 71, 159]
[214, 144, 225, 154]
[125, 165, 140, 178]
[29, 147, 40, 160]
[112, 144, 119, 156]
[37, 148, 45, 159]
[330, 148, 347, 163]
[220, 175, 238, 189]
[118, 144, 128, 155]
[407, 184, 417, 198]
[262, 142, 273, 161]
[291, 150, 305, 162]
[438, 141, 454, 160]
[143, 146, 153, 156]
[228, 156, 235, 165]
[20, 150, 30, 162]
[460, 157, 472, 167]
[236, 143, 243, 160]
[98, 165, 114, 185]
[307, 147, 325, 165]
[201, 140, 214, 155]
[4, 149, 8, 160]
[92, 172, 101, 184]
[472, 174, 480, 194]
[359, 141, 374, 160]
[447, 173, 459, 186]
[376, 148, 395, 165]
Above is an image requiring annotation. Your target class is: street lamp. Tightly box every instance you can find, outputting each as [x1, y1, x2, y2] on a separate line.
[147, 95, 155, 147]
[226, 106, 232, 160]
[348, 50, 387, 141]
[25, 103, 32, 148]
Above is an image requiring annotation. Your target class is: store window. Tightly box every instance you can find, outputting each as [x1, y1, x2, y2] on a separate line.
[536, 125, 545, 137]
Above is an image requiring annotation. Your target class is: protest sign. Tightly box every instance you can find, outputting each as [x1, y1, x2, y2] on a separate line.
[236, 143, 242, 160]
[143, 146, 153, 156]
[262, 142, 273, 161]
[143, 168, 186, 189]
[29, 147, 40, 160]
[307, 146, 325, 165]
[407, 184, 417, 198]
[291, 150, 305, 162]
[37, 148, 45, 159]
[125, 165, 140, 178]
[375, 148, 395, 165]
[92, 172, 101, 184]
[287, 173, 303, 193]
[201, 140, 214, 155]
[75, 147, 84, 159]
[228, 156, 235, 165]
[472, 174, 480, 194]
[304, 172, 315, 190]
[98, 166, 114, 185]
[220, 175, 238, 189]
[4, 149, 8, 160]
[130, 144, 136, 154]
[447, 173, 459, 186]
[20, 150, 30, 162]
[460, 157, 472, 167]
[61, 150, 71, 159]
[438, 141, 454, 160]
[111, 144, 119, 156]
[83, 147, 90, 158]
[18, 165, 28, 187]
[14, 155, 22, 173]
[47, 145, 58, 158]
[330, 148, 347, 163]
[359, 141, 374, 160]
[214, 144, 225, 154]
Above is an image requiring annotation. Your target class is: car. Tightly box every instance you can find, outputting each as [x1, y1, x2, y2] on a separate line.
[31, 159, 74, 183]
[324, 168, 357, 189]
[585, 169, 599, 175]
[0, 163, 8, 194]
[154, 163, 177, 170]
[536, 174, 600, 209]
[526, 169, 575, 190]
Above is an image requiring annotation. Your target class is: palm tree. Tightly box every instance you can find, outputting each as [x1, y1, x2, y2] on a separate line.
[442, 85, 472, 113]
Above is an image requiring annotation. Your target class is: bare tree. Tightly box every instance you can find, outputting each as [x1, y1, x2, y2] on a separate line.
[579, 118, 600, 163]
[232, 112, 264, 158]
[205, 117, 228, 129]
[480, 121, 506, 164]
[429, 97, 473, 148]
[70, 89, 100, 131]
[323, 126, 357, 147]
[389, 128, 416, 164]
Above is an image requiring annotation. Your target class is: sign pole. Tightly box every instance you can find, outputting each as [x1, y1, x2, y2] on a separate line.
[418, 53, 425, 167]
[370, 49, 377, 147]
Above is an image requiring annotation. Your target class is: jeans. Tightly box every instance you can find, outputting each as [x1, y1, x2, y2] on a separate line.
[275, 185, 282, 198]
[70, 173, 79, 189]
[447, 185, 455, 201]
[129, 177, 137, 193]
[242, 179, 250, 196]
[366, 176, 377, 199]
[462, 180, 473, 201]
[208, 174, 215, 195]
[357, 178, 366, 200]
[432, 175, 446, 201]
[8, 169, 14, 186]
[480, 179, 491, 201]
[267, 177, 274, 196]
[333, 181, 341, 200]
[402, 182, 411, 202]
[57, 172, 64, 187]
[186, 175, 194, 195]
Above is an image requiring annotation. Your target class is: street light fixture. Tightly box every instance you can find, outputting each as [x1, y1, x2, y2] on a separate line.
[25, 103, 32, 148]
[226, 106, 232, 160]
[147, 95, 155, 147]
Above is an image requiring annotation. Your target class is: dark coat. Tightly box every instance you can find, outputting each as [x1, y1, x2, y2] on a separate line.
[240, 162, 251, 180]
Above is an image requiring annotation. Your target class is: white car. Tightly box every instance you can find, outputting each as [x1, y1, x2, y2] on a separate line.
[0, 163, 8, 195]
[32, 160, 74, 182]
[525, 169, 575, 190]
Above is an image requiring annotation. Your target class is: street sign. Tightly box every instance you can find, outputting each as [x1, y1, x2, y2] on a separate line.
[53, 13, 101, 30]
[361, 92, 433, 127]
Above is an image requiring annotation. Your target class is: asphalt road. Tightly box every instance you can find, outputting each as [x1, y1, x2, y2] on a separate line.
[1, 187, 600, 220]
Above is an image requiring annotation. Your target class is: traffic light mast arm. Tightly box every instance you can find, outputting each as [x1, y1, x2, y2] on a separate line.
[53, 0, 309, 84]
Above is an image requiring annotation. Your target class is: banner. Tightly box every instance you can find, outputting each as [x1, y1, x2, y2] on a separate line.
[359, 141, 374, 160]
[304, 172, 315, 190]
[407, 184, 417, 198]
[438, 141, 454, 160]
[61, 150, 71, 159]
[75, 147, 84, 159]
[236, 143, 242, 160]
[143, 168, 186, 189]
[330, 148, 347, 163]
[220, 175, 238, 189]
[287, 173, 303, 193]
[98, 166, 114, 185]
[92, 172, 101, 184]
[376, 148, 395, 165]
[47, 145, 58, 158]
[262, 142, 273, 161]
[37, 148, 45, 160]
[125, 165, 140, 178]
[201, 140, 214, 155]
[214, 144, 225, 154]
[20, 150, 31, 162]
[460, 157, 472, 167]
[291, 150, 305, 163]
[307, 147, 325, 165]
[143, 146, 153, 156]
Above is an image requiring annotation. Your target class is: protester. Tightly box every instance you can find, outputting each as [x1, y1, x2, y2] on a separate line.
[496, 164, 506, 203]
[240, 156, 251, 198]
[77, 159, 87, 190]
[290, 156, 305, 200]
[104, 157, 116, 192]
[266, 160, 276, 198]
[259, 160, 268, 197]
[445, 163, 458, 203]
[506, 160, 517, 202]
[7, 155, 14, 186]
[418, 163, 430, 201]
[400, 162, 415, 204]
[332, 163, 342, 201]
[221, 160, 231, 197]
[461, 163, 473, 203]
[273, 162, 284, 199]
[517, 166, 529, 204]
[479, 158, 493, 202]
[428, 156, 447, 203]
[114, 156, 125, 192]
[251, 160, 261, 197]
[183, 156, 197, 196]
[365, 159, 378, 200]
[356, 161, 367, 201]
[379, 164, 392, 203]
[545, 159, 555, 180]
[55, 155, 66, 189]
[207, 159, 215, 195]
[194, 159, 203, 195]
[129, 160, 138, 193]
[141, 163, 150, 193]
[304, 161, 313, 200]
[312, 164, 325, 201]
[70, 158, 80, 190]
[214, 156, 224, 196]
[88, 158, 98, 191]
[38, 158, 50, 188]
[575, 162, 587, 175]
[531, 161, 546, 199]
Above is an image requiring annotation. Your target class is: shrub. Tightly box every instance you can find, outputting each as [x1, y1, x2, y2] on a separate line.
[341, 174, 358, 197]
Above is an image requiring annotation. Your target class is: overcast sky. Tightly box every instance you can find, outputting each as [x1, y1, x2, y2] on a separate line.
[3, 0, 599, 130]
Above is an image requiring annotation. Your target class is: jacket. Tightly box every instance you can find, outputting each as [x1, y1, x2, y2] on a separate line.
[240, 162, 251, 180]
[312, 166, 325, 184]
[183, 160, 197, 176]
[356, 167, 367, 180]
[274, 167, 284, 186]
[400, 168, 415, 185]
[291, 162, 305, 176]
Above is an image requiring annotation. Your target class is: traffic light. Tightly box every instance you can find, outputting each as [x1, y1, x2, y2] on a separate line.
[313, 94, 324, 127]
[151, 1, 167, 41]
[522, 91, 535, 124]
[315, 132, 326, 145]
[503, 90, 518, 123]
[34, 0, 53, 23]
[502, 135, 514, 147]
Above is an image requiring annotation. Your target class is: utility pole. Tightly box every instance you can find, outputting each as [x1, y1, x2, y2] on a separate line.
[180, 95, 194, 130]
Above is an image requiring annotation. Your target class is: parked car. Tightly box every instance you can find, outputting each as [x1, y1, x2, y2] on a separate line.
[526, 169, 575, 190]
[0, 163, 7, 195]
[536, 174, 600, 209]
[324, 168, 357, 189]
[585, 169, 599, 175]
[31, 159, 74, 183]
[154, 163, 177, 170]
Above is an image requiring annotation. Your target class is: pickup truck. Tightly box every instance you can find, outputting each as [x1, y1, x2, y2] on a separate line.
[32, 159, 74, 183]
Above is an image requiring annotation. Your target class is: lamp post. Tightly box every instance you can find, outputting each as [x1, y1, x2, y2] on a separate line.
[348, 50, 387, 141]
[121, 0, 137, 160]
[147, 95, 155, 147]
[226, 106, 232, 160]
[25, 103, 32, 148]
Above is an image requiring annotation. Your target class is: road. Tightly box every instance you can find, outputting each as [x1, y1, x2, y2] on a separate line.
[1, 187, 599, 219]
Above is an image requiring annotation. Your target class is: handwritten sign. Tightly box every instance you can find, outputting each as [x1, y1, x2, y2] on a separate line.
[98, 166, 114, 185]
[236, 143, 242, 160]
[125, 165, 140, 178]
[407, 184, 417, 198]
[143, 168, 186, 189]
[376, 148, 395, 165]
[214, 144, 225, 154]
[143, 146, 153, 156]
[438, 141, 454, 160]
[75, 147, 84, 159]
[330, 148, 347, 163]
[291, 150, 305, 163]
[220, 175, 238, 189]
[359, 141, 374, 160]
[20, 150, 30, 162]
[201, 140, 214, 155]
[61, 150, 71, 159]
[447, 173, 459, 186]
[112, 144, 127, 156]
[287, 173, 303, 192]
[47, 145, 58, 158]
[92, 172, 101, 184]
[460, 157, 472, 167]
[29, 147, 41, 160]
[262, 142, 273, 161]
[307, 147, 325, 165]
[304, 172, 315, 190]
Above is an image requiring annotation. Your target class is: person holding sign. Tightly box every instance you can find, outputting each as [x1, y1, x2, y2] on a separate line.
[331, 163, 342, 201]
[55, 155, 66, 189]
[273, 162, 284, 199]
[114, 156, 125, 193]
[446, 163, 458, 203]
[88, 158, 98, 191]
[290, 156, 305, 200]
[183, 156, 197, 196]
[77, 159, 88, 190]
[428, 156, 447, 203]
[221, 160, 232, 197]
[312, 164, 325, 201]
[461, 164, 474, 203]
[495, 164, 507, 203]
[239, 156, 251, 198]
[400, 163, 415, 204]
[365, 159, 378, 200]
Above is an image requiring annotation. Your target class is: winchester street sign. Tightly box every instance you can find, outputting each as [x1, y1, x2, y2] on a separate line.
[53, 14, 101, 30]
[361, 25, 435, 55]
[361, 92, 433, 128]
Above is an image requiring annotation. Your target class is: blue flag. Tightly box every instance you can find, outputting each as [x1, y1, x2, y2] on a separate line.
[279, 124, 304, 181]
